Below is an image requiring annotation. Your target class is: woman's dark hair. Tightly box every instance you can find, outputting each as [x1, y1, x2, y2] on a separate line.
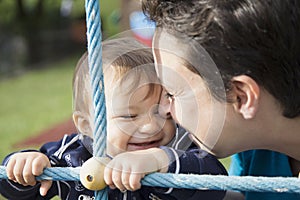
[143, 0, 300, 118]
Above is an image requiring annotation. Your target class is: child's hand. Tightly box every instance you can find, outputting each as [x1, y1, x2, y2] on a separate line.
[6, 152, 52, 196]
[104, 148, 169, 192]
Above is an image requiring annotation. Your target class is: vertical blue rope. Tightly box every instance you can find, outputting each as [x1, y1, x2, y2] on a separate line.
[85, 0, 107, 199]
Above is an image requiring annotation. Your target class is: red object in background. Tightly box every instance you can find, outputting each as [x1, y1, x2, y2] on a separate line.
[133, 32, 153, 47]
[130, 11, 156, 47]
[14, 118, 77, 147]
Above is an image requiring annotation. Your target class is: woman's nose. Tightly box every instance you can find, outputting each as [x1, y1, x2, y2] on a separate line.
[158, 97, 173, 120]
[158, 103, 171, 119]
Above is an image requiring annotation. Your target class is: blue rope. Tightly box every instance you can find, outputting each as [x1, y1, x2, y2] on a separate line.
[85, 0, 106, 158]
[1, 166, 300, 193]
[85, 0, 107, 199]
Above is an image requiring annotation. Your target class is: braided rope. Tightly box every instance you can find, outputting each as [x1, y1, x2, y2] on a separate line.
[85, 0, 107, 199]
[85, 0, 106, 158]
[1, 166, 300, 193]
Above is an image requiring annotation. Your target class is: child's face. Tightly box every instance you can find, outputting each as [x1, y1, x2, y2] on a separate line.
[105, 73, 176, 156]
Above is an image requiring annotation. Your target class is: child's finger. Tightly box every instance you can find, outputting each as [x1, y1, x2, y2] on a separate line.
[39, 180, 53, 196]
[13, 159, 26, 185]
[121, 172, 131, 191]
[31, 155, 50, 176]
[111, 169, 126, 192]
[129, 173, 142, 191]
[6, 158, 17, 181]
[104, 166, 115, 189]
[104, 166, 112, 185]
[22, 159, 36, 186]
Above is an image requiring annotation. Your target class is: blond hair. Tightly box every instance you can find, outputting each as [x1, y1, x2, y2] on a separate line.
[72, 37, 156, 120]
[72, 52, 93, 117]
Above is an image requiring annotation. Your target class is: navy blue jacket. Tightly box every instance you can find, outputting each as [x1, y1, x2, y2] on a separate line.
[0, 132, 227, 200]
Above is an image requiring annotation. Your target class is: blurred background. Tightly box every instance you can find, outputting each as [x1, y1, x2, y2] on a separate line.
[0, 0, 229, 199]
[0, 0, 120, 151]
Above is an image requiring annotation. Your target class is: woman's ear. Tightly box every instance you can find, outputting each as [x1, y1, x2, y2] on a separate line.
[73, 111, 92, 136]
[231, 75, 260, 119]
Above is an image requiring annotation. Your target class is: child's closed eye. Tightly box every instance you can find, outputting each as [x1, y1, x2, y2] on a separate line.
[119, 114, 137, 119]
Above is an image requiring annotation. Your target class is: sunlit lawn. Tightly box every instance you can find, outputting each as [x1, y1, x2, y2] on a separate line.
[0, 55, 80, 160]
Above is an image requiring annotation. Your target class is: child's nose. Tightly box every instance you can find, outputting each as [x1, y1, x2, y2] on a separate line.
[139, 115, 163, 135]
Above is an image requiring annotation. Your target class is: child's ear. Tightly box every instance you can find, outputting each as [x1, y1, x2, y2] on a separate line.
[73, 111, 92, 136]
[231, 75, 260, 119]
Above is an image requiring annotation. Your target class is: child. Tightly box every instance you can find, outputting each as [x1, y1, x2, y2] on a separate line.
[0, 38, 227, 200]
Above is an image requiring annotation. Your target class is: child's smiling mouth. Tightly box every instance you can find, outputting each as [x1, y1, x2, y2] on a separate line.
[127, 139, 161, 150]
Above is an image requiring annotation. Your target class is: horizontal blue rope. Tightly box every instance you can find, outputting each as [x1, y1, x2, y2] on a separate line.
[1, 166, 300, 193]
[0, 166, 80, 181]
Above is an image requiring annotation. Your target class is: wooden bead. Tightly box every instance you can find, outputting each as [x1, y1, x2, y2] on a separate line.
[80, 157, 110, 190]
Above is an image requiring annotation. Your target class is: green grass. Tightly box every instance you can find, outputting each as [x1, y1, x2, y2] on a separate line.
[0, 56, 79, 200]
[101, 0, 121, 37]
[0, 56, 79, 161]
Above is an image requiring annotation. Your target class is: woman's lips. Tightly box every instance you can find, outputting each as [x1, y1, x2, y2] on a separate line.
[127, 140, 161, 151]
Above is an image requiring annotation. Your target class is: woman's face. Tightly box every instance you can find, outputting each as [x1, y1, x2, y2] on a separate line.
[153, 47, 226, 155]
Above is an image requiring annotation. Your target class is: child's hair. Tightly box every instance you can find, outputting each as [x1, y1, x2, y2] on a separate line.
[72, 52, 92, 118]
[143, 0, 300, 118]
[72, 37, 156, 119]
[102, 37, 157, 97]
